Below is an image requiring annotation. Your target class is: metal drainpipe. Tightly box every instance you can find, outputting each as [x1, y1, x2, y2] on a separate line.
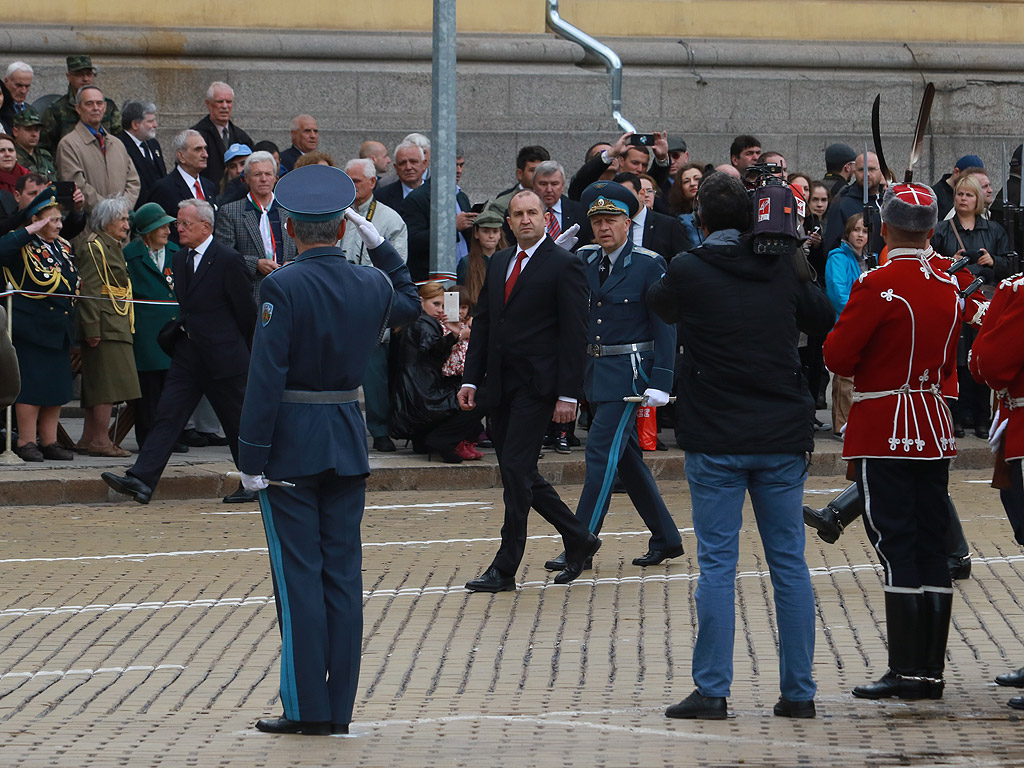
[545, 0, 635, 133]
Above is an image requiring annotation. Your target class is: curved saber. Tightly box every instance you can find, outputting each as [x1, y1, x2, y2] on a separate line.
[871, 94, 895, 184]
[906, 82, 936, 183]
[225, 471, 296, 488]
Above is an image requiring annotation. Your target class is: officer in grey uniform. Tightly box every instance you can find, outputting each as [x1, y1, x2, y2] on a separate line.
[236, 165, 420, 735]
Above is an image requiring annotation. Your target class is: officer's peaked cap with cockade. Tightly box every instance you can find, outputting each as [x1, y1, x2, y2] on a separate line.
[580, 180, 640, 219]
[274, 164, 357, 222]
[880, 183, 938, 233]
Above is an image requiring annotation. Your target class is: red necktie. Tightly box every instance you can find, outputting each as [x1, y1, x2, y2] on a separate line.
[505, 251, 527, 303]
[545, 209, 561, 239]
[194, 180, 205, 201]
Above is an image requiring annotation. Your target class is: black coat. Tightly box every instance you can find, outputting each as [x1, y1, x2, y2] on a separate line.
[143, 169, 218, 243]
[823, 181, 884, 257]
[191, 115, 254, 184]
[930, 216, 1011, 283]
[638, 208, 689, 262]
[116, 131, 167, 208]
[401, 179, 472, 282]
[502, 195, 593, 252]
[646, 229, 835, 454]
[172, 239, 256, 379]
[390, 312, 460, 438]
[374, 179, 408, 213]
[991, 174, 1023, 251]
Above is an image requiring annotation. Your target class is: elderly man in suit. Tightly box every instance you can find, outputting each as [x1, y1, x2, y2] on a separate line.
[458, 189, 601, 592]
[192, 82, 254, 185]
[278, 115, 319, 174]
[101, 198, 256, 504]
[144, 129, 217, 240]
[117, 100, 166, 208]
[401, 150, 473, 282]
[55, 85, 139, 211]
[375, 140, 426, 212]
[527, 160, 592, 250]
[1, 61, 33, 130]
[214, 150, 296, 301]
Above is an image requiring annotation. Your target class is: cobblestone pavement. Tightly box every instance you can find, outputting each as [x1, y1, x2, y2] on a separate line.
[2, 472, 1023, 767]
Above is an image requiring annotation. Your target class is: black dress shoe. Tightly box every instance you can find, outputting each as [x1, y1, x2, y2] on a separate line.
[101, 472, 153, 504]
[466, 566, 516, 593]
[223, 484, 259, 503]
[543, 551, 592, 572]
[949, 554, 972, 581]
[995, 665, 1024, 687]
[656, 438, 668, 451]
[975, 427, 990, 440]
[632, 544, 684, 567]
[477, 438, 493, 449]
[40, 442, 74, 460]
[171, 442, 190, 454]
[373, 436, 396, 452]
[199, 431, 230, 446]
[1009, 696, 1024, 710]
[332, 722, 349, 734]
[773, 697, 816, 718]
[180, 428, 209, 447]
[953, 424, 966, 438]
[14, 442, 44, 462]
[665, 689, 727, 720]
[555, 534, 601, 584]
[255, 716, 331, 735]
[852, 670, 938, 700]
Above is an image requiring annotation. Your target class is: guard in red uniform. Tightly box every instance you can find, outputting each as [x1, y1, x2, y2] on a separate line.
[823, 183, 962, 701]
[969, 272, 1024, 710]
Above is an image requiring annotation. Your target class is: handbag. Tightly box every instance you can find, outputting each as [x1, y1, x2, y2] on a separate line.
[157, 320, 185, 357]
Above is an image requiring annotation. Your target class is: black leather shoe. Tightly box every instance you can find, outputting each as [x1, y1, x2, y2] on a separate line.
[332, 722, 349, 734]
[802, 504, 843, 544]
[632, 544, 684, 567]
[852, 671, 936, 700]
[995, 666, 1024, 687]
[15, 442, 44, 462]
[466, 566, 516, 593]
[665, 689, 727, 720]
[555, 534, 601, 584]
[656, 438, 668, 451]
[172, 442, 190, 454]
[180, 428, 209, 447]
[975, 427, 990, 440]
[255, 716, 331, 735]
[773, 697, 816, 718]
[949, 554, 972, 581]
[102, 472, 153, 504]
[373, 436, 396, 452]
[554, 435, 571, 454]
[40, 442, 74, 461]
[223, 484, 258, 503]
[953, 424, 966, 438]
[1009, 696, 1024, 710]
[199, 431, 230, 446]
[543, 551, 592, 572]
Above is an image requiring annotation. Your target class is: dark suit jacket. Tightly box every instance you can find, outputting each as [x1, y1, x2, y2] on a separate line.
[191, 115, 254, 184]
[144, 168, 219, 243]
[278, 145, 303, 173]
[401, 179, 471, 282]
[462, 237, 588, 409]
[116, 131, 167, 209]
[639, 208, 689, 262]
[375, 179, 409, 213]
[502, 195, 593, 252]
[172, 239, 256, 380]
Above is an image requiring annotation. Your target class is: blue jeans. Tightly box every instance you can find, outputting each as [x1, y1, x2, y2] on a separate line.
[685, 451, 816, 701]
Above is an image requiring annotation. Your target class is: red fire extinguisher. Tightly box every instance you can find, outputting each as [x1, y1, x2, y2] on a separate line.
[637, 405, 658, 451]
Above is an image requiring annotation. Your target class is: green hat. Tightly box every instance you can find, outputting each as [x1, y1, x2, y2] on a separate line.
[473, 205, 505, 229]
[133, 203, 175, 235]
[12, 106, 43, 128]
[66, 55, 96, 73]
[22, 186, 60, 222]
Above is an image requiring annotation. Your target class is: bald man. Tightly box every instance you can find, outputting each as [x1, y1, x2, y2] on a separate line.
[280, 115, 319, 173]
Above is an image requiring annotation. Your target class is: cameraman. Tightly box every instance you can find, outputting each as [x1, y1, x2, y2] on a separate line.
[646, 172, 834, 720]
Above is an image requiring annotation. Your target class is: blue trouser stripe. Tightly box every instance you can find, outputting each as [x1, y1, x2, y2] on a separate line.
[258, 488, 300, 719]
[588, 402, 639, 533]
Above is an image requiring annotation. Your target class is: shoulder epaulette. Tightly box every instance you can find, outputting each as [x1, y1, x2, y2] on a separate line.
[631, 245, 660, 260]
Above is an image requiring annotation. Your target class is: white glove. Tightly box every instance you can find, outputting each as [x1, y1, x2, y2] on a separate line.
[240, 473, 270, 492]
[554, 223, 580, 251]
[344, 208, 385, 249]
[989, 410, 1008, 454]
[642, 388, 670, 408]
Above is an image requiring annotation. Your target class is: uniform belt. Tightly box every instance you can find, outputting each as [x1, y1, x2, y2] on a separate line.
[852, 384, 941, 402]
[586, 341, 654, 358]
[1006, 396, 1024, 410]
[280, 389, 359, 404]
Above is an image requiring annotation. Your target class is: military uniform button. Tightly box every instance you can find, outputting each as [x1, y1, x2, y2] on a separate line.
[595, 336, 601, 342]
[596, 318, 602, 324]
[597, 301, 602, 307]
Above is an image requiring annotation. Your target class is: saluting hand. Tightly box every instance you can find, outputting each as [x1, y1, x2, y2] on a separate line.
[345, 208, 385, 248]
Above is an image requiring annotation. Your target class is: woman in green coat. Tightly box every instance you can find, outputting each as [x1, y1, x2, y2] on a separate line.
[123, 202, 179, 448]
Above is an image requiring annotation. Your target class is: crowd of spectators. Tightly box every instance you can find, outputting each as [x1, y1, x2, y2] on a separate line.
[2, 52, 1022, 464]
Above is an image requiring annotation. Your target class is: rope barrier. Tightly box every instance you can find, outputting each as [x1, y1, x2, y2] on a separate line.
[0, 288, 178, 306]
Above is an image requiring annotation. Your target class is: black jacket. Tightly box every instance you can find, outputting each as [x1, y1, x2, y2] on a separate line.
[116, 131, 167, 208]
[646, 229, 834, 454]
[143, 169, 218, 243]
[638, 208, 689, 262]
[823, 181, 884, 257]
[931, 216, 1011, 283]
[390, 312, 460, 438]
[191, 115, 254, 184]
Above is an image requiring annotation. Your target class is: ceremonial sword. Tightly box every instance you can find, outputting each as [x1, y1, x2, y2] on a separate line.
[225, 471, 296, 488]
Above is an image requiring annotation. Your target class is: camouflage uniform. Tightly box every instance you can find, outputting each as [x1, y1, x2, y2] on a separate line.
[15, 144, 56, 182]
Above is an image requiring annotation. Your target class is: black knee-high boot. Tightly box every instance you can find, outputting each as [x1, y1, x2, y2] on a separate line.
[921, 590, 953, 699]
[944, 496, 972, 580]
[853, 591, 932, 700]
[803, 483, 864, 544]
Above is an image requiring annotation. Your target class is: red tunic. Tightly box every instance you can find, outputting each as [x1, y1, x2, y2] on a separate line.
[926, 249, 988, 328]
[969, 274, 1024, 460]
[823, 248, 962, 460]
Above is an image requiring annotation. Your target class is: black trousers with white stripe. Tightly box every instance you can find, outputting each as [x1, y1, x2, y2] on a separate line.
[855, 458, 952, 591]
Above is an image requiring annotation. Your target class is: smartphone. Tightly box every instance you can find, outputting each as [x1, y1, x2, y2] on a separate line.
[470, 202, 486, 213]
[443, 291, 461, 323]
[55, 181, 76, 206]
[628, 133, 658, 147]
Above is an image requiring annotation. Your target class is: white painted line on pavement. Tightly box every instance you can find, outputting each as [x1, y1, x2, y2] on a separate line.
[0, 664, 185, 681]
[203, 500, 495, 515]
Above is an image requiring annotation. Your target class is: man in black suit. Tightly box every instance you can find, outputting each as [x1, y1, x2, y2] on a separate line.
[615, 172, 688, 262]
[116, 100, 166, 209]
[374, 140, 426, 212]
[401, 150, 473, 282]
[144, 129, 218, 241]
[458, 190, 601, 591]
[192, 81, 254, 184]
[101, 198, 256, 504]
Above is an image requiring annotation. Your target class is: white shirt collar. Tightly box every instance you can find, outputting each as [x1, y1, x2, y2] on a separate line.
[192, 234, 214, 258]
[177, 165, 201, 189]
[519, 234, 547, 258]
[127, 132, 146, 150]
[633, 205, 648, 228]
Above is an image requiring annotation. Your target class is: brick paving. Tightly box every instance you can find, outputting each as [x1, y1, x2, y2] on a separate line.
[2, 473, 1024, 766]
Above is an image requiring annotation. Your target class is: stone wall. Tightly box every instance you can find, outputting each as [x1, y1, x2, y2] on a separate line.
[5, 26, 1024, 201]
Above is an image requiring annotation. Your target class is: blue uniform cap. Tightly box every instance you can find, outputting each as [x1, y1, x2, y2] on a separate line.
[274, 164, 357, 222]
[580, 180, 640, 219]
[22, 186, 60, 222]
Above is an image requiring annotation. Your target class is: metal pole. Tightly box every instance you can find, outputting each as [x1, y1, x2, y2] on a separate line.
[429, 0, 458, 283]
[2, 284, 23, 464]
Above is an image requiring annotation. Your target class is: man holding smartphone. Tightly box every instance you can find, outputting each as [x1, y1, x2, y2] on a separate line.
[568, 130, 672, 202]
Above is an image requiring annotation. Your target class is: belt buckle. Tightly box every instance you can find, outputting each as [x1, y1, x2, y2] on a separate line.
[586, 344, 601, 358]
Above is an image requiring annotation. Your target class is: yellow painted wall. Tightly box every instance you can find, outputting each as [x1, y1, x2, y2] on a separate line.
[12, 0, 1024, 42]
